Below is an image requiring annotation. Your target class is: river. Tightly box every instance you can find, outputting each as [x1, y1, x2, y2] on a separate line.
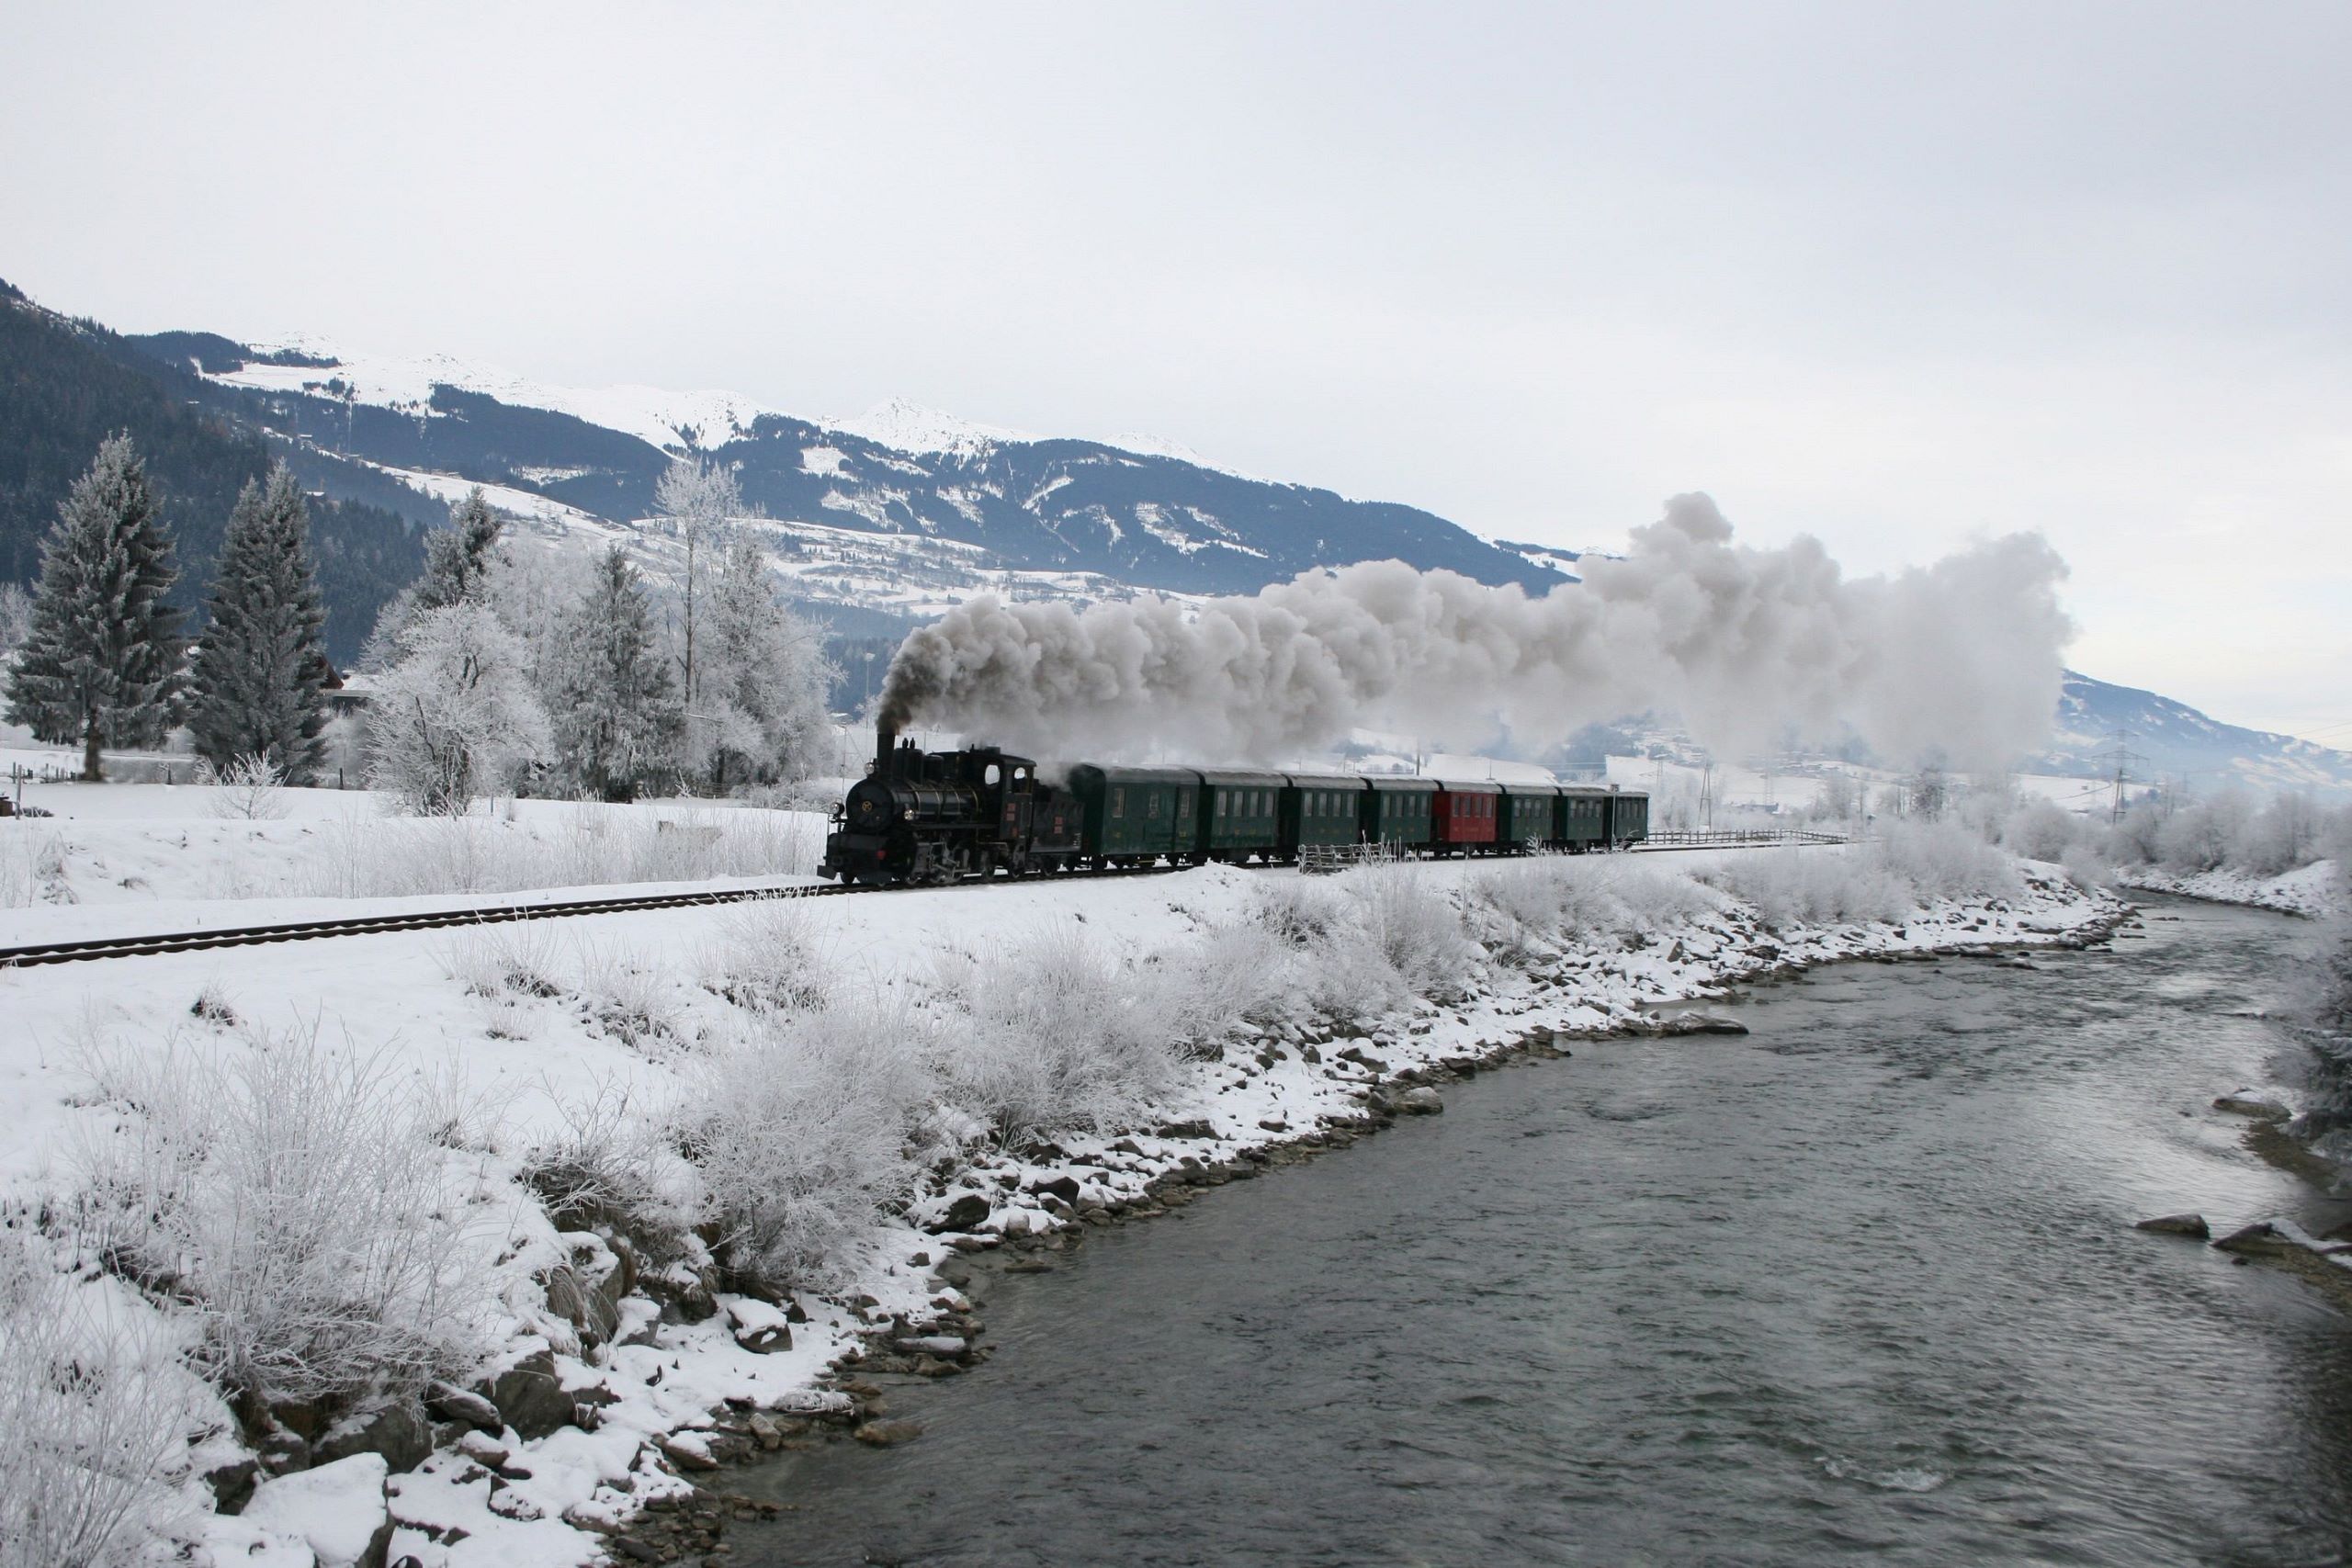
[732, 896, 2352, 1567]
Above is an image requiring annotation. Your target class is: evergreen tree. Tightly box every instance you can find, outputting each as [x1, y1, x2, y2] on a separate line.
[4, 434, 185, 781]
[557, 546, 683, 801]
[360, 487, 505, 667]
[694, 533, 831, 791]
[187, 464, 333, 782]
[411, 488, 504, 615]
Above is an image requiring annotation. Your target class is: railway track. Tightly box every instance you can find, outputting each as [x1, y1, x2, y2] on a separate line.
[0, 834, 1842, 969]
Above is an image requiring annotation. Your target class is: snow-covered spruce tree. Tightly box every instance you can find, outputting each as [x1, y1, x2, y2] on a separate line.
[358, 486, 505, 667]
[556, 546, 683, 801]
[694, 531, 831, 790]
[653, 457, 747, 715]
[3, 434, 185, 782]
[368, 601, 551, 814]
[187, 464, 333, 783]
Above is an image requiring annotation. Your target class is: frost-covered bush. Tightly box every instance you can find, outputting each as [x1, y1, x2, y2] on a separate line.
[1465, 854, 1720, 959]
[69, 1023, 490, 1408]
[677, 1003, 932, 1292]
[573, 938, 687, 1051]
[696, 891, 831, 1012]
[2000, 798, 2082, 863]
[0, 825, 68, 909]
[201, 754, 292, 821]
[438, 918, 564, 1000]
[1709, 848, 1911, 928]
[929, 925, 1185, 1148]
[0, 1233, 207, 1568]
[1136, 922, 1297, 1055]
[1868, 818, 2024, 903]
[1350, 866, 1479, 1002]
[1251, 878, 1349, 950]
[520, 1083, 695, 1265]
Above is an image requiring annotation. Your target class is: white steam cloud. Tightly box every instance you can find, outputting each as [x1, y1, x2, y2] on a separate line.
[878, 494, 2071, 768]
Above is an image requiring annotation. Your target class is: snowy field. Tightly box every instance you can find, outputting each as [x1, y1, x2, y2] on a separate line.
[0, 779, 832, 944]
[0, 787, 2121, 1567]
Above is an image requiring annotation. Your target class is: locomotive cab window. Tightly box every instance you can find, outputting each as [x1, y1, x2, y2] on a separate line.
[984, 763, 1001, 785]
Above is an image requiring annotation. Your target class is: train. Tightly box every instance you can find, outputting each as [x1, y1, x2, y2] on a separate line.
[820, 731, 1649, 886]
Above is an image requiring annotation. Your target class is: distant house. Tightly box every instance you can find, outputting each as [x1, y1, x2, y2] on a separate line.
[324, 666, 375, 717]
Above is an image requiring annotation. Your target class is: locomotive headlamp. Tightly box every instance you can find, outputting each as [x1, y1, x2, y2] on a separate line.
[903, 807, 915, 820]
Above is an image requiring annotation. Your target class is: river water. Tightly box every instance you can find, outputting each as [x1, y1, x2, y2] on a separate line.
[735, 897, 2352, 1567]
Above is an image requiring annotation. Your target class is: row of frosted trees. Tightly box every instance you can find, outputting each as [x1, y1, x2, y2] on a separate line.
[2, 435, 829, 807]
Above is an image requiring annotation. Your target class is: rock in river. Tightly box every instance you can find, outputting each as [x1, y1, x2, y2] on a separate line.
[2134, 1213, 2211, 1238]
[854, 1417, 925, 1447]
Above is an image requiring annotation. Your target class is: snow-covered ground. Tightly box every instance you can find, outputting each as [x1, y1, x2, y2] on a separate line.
[0, 794, 2120, 1566]
[2113, 859, 2345, 919]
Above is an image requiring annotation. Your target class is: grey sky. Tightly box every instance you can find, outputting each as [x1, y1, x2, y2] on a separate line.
[6, 2, 2346, 740]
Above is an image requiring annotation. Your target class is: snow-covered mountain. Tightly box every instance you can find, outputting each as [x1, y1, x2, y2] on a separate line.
[2036, 671, 2352, 795]
[128, 332, 1564, 629]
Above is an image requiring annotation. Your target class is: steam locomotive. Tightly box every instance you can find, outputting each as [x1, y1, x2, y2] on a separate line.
[820, 731, 1649, 886]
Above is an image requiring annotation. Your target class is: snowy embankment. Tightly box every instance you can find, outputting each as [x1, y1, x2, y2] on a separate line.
[2112, 859, 2344, 919]
[0, 829, 2118, 1567]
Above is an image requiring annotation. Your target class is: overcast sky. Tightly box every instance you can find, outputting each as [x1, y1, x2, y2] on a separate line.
[6, 3, 2346, 741]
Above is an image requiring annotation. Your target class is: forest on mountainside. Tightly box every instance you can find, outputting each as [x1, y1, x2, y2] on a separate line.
[0, 280, 424, 666]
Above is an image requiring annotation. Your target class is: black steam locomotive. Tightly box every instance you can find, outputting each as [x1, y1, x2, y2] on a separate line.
[820, 732, 1649, 886]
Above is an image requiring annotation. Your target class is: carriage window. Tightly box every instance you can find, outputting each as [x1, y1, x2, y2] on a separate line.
[1112, 787, 1125, 818]
[1148, 792, 1160, 818]
[1217, 794, 1227, 818]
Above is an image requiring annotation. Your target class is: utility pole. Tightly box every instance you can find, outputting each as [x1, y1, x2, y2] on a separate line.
[2095, 728, 2144, 824]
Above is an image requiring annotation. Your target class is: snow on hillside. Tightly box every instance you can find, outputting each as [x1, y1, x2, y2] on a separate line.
[207, 339, 782, 455]
[821, 395, 1040, 458]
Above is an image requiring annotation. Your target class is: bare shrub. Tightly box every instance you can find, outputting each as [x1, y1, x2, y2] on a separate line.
[201, 754, 290, 821]
[929, 924, 1185, 1148]
[677, 1003, 933, 1292]
[697, 891, 831, 1012]
[68, 1022, 491, 1408]
[0, 1231, 205, 1568]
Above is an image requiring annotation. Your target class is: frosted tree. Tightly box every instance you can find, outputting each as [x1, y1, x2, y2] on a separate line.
[361, 486, 506, 666]
[555, 547, 683, 801]
[187, 464, 333, 783]
[0, 582, 31, 653]
[4, 434, 186, 781]
[693, 532, 831, 790]
[653, 457, 747, 711]
[368, 602, 552, 814]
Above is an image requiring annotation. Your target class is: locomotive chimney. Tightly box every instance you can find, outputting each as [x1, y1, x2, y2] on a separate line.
[876, 724, 898, 775]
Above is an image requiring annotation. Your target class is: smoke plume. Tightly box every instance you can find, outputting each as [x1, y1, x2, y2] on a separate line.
[877, 494, 2071, 768]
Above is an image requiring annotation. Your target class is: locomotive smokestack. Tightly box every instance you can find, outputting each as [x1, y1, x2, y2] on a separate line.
[876, 723, 897, 774]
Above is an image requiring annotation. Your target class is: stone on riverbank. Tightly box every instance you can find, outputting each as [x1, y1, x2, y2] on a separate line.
[2213, 1093, 2290, 1120]
[2134, 1213, 2211, 1238]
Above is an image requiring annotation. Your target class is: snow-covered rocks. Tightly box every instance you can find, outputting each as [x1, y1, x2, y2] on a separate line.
[237, 1453, 394, 1568]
